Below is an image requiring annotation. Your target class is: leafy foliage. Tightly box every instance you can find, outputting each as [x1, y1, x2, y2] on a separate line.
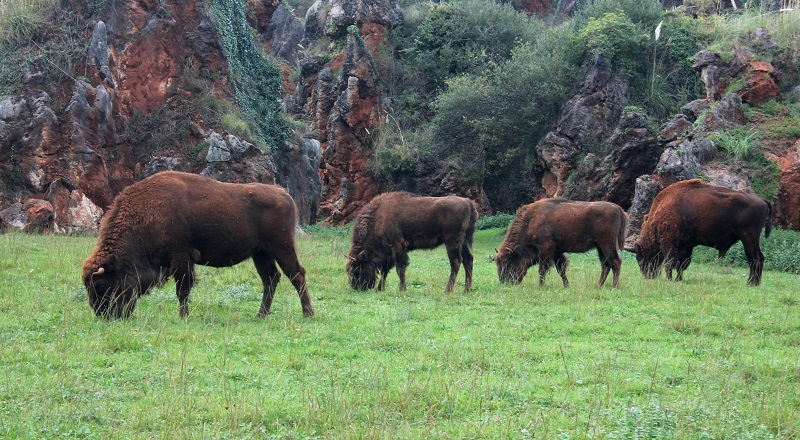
[410, 0, 544, 94]
[475, 213, 514, 230]
[579, 11, 649, 76]
[430, 35, 581, 209]
[209, 0, 286, 151]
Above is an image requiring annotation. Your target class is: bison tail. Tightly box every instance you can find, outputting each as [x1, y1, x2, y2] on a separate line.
[617, 208, 628, 250]
[764, 199, 773, 239]
[465, 203, 478, 248]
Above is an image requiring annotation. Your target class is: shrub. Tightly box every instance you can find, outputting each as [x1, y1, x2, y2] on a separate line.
[579, 11, 649, 77]
[695, 229, 800, 274]
[430, 28, 582, 210]
[576, 0, 664, 29]
[476, 213, 514, 231]
[410, 0, 545, 93]
[372, 124, 431, 179]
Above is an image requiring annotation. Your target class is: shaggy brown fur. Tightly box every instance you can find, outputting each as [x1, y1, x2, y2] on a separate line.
[82, 171, 315, 319]
[496, 199, 627, 288]
[629, 179, 772, 286]
[346, 192, 478, 293]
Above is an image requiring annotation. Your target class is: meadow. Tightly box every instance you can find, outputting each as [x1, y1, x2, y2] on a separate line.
[0, 227, 799, 439]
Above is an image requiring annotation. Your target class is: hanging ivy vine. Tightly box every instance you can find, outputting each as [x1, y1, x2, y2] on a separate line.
[209, 0, 286, 151]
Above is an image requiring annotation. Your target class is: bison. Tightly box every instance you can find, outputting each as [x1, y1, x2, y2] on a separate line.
[496, 199, 627, 288]
[82, 171, 315, 319]
[346, 192, 477, 293]
[626, 179, 772, 286]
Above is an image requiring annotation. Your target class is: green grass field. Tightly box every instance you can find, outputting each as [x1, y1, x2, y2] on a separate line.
[1, 227, 799, 439]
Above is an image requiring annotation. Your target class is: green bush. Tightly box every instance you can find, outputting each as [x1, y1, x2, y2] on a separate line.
[695, 229, 800, 274]
[431, 29, 581, 210]
[579, 11, 649, 76]
[410, 0, 545, 93]
[476, 213, 514, 231]
[576, 0, 664, 29]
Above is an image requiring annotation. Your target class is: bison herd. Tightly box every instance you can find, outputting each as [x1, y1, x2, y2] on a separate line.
[82, 172, 774, 319]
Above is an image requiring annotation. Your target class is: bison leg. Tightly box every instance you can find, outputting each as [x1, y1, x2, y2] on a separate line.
[378, 254, 396, 292]
[538, 259, 552, 287]
[274, 250, 315, 317]
[669, 248, 692, 282]
[253, 253, 280, 318]
[742, 238, 765, 286]
[396, 253, 409, 292]
[598, 248, 622, 288]
[172, 259, 195, 318]
[462, 243, 474, 292]
[555, 254, 569, 288]
[444, 244, 463, 293]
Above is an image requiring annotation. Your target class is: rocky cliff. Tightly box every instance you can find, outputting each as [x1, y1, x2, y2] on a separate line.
[2, 0, 799, 233]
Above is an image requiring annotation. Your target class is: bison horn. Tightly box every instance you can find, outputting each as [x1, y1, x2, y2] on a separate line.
[93, 267, 106, 276]
[623, 245, 637, 254]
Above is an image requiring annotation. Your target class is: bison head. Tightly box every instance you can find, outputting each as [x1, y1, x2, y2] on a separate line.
[625, 243, 663, 279]
[346, 250, 377, 290]
[82, 255, 158, 319]
[496, 246, 531, 284]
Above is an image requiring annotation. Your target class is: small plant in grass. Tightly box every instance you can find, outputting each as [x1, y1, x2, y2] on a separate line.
[711, 126, 761, 160]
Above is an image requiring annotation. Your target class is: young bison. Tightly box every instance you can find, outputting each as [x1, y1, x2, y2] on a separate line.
[346, 192, 477, 293]
[627, 179, 772, 286]
[496, 199, 627, 288]
[82, 171, 315, 319]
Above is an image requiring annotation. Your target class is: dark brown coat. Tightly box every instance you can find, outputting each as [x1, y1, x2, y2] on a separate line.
[82, 171, 314, 318]
[496, 199, 627, 288]
[346, 192, 478, 292]
[628, 179, 772, 285]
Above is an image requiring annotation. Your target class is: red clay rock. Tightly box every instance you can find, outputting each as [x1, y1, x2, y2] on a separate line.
[767, 139, 800, 230]
[739, 60, 780, 105]
[23, 199, 55, 233]
[517, 0, 552, 15]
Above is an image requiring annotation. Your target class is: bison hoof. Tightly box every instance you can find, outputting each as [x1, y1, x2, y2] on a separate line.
[256, 311, 270, 318]
[303, 307, 316, 317]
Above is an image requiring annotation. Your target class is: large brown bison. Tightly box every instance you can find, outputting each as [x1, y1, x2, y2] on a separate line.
[346, 192, 477, 293]
[82, 171, 315, 319]
[496, 199, 627, 288]
[627, 179, 772, 285]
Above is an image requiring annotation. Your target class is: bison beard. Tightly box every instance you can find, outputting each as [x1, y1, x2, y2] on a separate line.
[496, 199, 627, 288]
[346, 192, 478, 293]
[82, 171, 315, 319]
[627, 179, 773, 286]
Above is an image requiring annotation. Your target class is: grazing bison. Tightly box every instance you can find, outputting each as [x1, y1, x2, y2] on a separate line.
[496, 199, 627, 288]
[627, 179, 772, 286]
[346, 192, 477, 293]
[82, 171, 315, 319]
